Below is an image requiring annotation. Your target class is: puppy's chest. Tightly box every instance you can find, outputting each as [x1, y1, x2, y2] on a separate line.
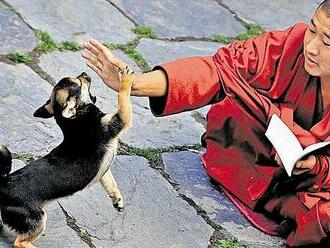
[88, 139, 118, 186]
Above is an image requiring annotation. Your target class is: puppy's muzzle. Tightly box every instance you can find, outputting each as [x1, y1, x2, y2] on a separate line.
[79, 72, 91, 83]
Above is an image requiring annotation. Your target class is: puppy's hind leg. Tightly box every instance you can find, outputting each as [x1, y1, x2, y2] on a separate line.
[13, 211, 47, 248]
[100, 170, 124, 212]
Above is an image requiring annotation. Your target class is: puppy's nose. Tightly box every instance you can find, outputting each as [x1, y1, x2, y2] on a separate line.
[80, 72, 91, 82]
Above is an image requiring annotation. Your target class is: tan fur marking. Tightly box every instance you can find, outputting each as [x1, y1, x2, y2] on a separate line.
[100, 169, 123, 207]
[101, 114, 114, 127]
[44, 102, 54, 114]
[117, 72, 133, 129]
[13, 212, 47, 248]
[69, 77, 81, 86]
[55, 89, 69, 107]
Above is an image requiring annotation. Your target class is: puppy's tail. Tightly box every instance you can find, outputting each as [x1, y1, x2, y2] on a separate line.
[0, 145, 12, 178]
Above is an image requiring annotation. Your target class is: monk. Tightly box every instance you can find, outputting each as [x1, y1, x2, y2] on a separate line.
[82, 1, 330, 246]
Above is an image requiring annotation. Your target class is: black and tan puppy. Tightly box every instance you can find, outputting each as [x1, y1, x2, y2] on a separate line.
[0, 67, 134, 248]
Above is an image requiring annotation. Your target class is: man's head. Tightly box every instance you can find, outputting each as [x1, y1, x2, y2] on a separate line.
[304, 0, 330, 78]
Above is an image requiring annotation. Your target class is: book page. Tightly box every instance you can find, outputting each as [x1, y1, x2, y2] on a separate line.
[296, 141, 330, 162]
[266, 114, 330, 176]
[265, 114, 303, 176]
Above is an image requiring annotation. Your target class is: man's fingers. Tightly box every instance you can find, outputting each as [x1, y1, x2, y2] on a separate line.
[89, 39, 109, 54]
[86, 61, 102, 77]
[88, 39, 126, 68]
[296, 155, 316, 169]
[81, 51, 97, 63]
[83, 41, 100, 56]
[82, 51, 104, 69]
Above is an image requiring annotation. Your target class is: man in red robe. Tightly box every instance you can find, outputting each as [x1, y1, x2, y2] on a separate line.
[82, 1, 330, 246]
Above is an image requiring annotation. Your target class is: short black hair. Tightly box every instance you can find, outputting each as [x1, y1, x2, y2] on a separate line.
[318, 0, 330, 16]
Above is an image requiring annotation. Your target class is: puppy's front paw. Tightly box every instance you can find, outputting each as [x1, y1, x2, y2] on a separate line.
[113, 197, 124, 212]
[119, 65, 134, 92]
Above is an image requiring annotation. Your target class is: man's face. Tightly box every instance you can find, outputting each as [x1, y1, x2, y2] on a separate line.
[304, 8, 330, 78]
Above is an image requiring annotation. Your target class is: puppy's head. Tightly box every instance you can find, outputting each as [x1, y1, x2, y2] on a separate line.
[34, 72, 97, 119]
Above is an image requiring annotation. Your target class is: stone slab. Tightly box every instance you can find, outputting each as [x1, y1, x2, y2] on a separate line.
[112, 0, 246, 38]
[59, 155, 214, 248]
[6, 0, 136, 44]
[221, 0, 322, 30]
[0, 160, 89, 248]
[39, 50, 206, 148]
[0, 62, 62, 155]
[162, 151, 285, 247]
[0, 6, 37, 54]
[136, 38, 222, 68]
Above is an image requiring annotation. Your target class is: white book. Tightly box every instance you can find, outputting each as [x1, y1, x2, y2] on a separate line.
[265, 114, 330, 177]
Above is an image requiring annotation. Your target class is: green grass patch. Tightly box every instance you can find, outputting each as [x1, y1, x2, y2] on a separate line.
[105, 39, 150, 72]
[104, 42, 120, 50]
[212, 35, 231, 44]
[7, 52, 32, 64]
[236, 24, 264, 41]
[59, 41, 82, 51]
[36, 30, 59, 53]
[13, 153, 39, 164]
[134, 25, 157, 39]
[36, 30, 82, 53]
[79, 230, 93, 243]
[119, 145, 159, 163]
[215, 238, 243, 248]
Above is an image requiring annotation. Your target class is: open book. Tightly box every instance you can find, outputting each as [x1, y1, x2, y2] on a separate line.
[265, 114, 330, 176]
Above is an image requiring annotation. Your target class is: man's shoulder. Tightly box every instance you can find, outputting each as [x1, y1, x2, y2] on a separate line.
[260, 23, 308, 47]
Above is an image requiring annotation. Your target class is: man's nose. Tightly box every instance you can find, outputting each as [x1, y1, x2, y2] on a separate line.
[306, 39, 320, 56]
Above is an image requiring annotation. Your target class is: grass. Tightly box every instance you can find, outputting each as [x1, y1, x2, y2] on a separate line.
[215, 238, 243, 248]
[236, 24, 264, 41]
[212, 23, 264, 44]
[79, 230, 93, 243]
[134, 25, 157, 39]
[7, 52, 32, 64]
[212, 35, 231, 44]
[36, 30, 59, 53]
[105, 39, 150, 72]
[119, 145, 159, 164]
[59, 41, 82, 51]
[12, 153, 39, 163]
[36, 30, 82, 53]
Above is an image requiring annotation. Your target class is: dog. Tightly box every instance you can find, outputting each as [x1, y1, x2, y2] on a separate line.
[0, 66, 134, 248]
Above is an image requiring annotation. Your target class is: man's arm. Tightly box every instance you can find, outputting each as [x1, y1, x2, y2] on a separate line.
[82, 39, 222, 116]
[82, 39, 167, 97]
[132, 70, 167, 97]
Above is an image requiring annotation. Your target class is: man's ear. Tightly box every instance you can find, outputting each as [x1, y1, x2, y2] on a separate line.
[62, 97, 77, 119]
[33, 99, 54, 118]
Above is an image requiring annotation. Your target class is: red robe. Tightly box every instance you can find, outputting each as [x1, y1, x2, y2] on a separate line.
[149, 23, 330, 246]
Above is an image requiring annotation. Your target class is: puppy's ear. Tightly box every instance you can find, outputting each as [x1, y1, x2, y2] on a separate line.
[33, 99, 54, 118]
[62, 97, 77, 119]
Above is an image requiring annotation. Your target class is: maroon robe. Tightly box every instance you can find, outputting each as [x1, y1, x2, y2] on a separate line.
[150, 23, 330, 246]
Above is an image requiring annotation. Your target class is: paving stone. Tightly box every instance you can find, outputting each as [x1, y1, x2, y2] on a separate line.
[221, 0, 322, 30]
[136, 38, 223, 68]
[112, 0, 246, 38]
[162, 151, 285, 247]
[39, 50, 206, 148]
[0, 6, 37, 54]
[5, 0, 136, 44]
[59, 155, 214, 248]
[0, 160, 89, 248]
[0, 62, 62, 155]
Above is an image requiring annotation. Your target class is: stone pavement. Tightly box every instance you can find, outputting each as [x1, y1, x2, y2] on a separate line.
[0, 0, 322, 247]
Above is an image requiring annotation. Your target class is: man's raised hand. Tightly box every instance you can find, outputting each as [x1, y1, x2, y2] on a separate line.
[82, 39, 127, 92]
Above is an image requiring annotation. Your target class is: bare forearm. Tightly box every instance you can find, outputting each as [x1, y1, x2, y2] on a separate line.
[131, 70, 167, 97]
